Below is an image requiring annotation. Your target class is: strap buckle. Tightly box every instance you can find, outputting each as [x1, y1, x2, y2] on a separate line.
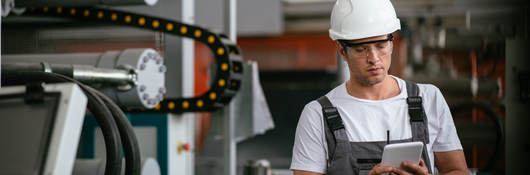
[323, 107, 344, 131]
[407, 96, 424, 122]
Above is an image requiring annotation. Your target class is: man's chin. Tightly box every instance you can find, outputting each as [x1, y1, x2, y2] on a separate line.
[364, 75, 385, 86]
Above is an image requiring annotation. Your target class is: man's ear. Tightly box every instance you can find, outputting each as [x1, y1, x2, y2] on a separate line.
[336, 41, 348, 60]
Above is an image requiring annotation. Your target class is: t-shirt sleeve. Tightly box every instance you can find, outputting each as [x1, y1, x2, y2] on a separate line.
[290, 101, 327, 174]
[429, 86, 464, 152]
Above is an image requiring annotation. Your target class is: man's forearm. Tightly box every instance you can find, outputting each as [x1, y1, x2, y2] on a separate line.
[434, 150, 469, 175]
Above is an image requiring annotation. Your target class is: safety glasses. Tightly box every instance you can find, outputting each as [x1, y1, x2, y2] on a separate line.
[339, 34, 394, 58]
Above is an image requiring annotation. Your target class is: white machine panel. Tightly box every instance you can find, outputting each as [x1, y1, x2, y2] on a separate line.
[0, 83, 88, 175]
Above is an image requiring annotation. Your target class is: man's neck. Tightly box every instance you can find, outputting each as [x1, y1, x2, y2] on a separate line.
[346, 75, 400, 100]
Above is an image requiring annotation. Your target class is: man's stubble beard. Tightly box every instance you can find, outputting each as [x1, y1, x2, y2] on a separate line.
[352, 73, 385, 87]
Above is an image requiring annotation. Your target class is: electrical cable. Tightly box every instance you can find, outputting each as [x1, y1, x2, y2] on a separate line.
[2, 71, 123, 175]
[45, 72, 141, 175]
[46, 73, 141, 175]
[90, 88, 142, 175]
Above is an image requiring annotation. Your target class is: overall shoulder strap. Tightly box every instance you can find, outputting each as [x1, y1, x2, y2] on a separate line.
[406, 80, 424, 122]
[317, 96, 344, 131]
[405, 80, 433, 173]
[405, 80, 430, 143]
[316, 96, 345, 162]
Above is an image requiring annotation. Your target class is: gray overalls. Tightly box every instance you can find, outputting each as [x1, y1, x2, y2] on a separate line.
[317, 81, 433, 175]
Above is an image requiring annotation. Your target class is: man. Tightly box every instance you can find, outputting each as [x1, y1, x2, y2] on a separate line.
[290, 0, 469, 175]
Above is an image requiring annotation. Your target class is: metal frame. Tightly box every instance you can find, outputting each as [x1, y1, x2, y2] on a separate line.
[223, 0, 237, 175]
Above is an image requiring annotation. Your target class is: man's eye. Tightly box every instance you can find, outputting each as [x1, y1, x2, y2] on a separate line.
[353, 47, 365, 52]
[377, 43, 388, 49]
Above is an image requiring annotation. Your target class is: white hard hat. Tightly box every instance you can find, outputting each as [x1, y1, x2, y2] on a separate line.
[329, 0, 401, 40]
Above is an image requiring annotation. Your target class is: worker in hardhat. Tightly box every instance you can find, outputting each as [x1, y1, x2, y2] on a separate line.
[290, 0, 469, 175]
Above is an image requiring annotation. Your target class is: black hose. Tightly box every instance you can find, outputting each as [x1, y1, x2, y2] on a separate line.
[450, 101, 504, 172]
[45, 72, 141, 175]
[3, 64, 141, 175]
[2, 72, 123, 175]
[90, 88, 142, 175]
[43, 73, 136, 175]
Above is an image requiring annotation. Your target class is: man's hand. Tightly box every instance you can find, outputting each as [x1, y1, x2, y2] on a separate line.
[368, 164, 396, 175]
[392, 159, 430, 175]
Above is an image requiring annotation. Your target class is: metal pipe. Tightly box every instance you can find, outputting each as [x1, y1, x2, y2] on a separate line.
[2, 62, 136, 89]
[72, 65, 136, 87]
[223, 1, 237, 175]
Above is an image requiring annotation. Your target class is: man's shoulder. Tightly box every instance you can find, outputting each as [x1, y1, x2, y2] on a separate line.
[399, 78, 441, 97]
[416, 82, 442, 97]
[405, 81, 447, 112]
[306, 82, 346, 105]
[304, 99, 322, 111]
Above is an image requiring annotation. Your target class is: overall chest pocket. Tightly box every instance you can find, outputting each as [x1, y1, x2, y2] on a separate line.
[355, 158, 382, 175]
[346, 139, 412, 175]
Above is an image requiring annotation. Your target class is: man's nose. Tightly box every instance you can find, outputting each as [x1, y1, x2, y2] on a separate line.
[366, 47, 381, 63]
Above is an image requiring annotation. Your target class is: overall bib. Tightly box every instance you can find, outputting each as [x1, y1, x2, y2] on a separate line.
[317, 81, 433, 175]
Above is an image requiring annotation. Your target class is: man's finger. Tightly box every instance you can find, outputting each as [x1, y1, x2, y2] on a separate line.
[369, 164, 394, 175]
[419, 159, 426, 167]
[402, 161, 423, 173]
[373, 166, 394, 174]
[392, 167, 412, 175]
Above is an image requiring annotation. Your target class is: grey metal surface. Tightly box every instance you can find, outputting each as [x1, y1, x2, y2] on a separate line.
[15, 0, 157, 7]
[73, 65, 136, 86]
[223, 1, 237, 175]
[195, 0, 283, 36]
[4, 52, 112, 66]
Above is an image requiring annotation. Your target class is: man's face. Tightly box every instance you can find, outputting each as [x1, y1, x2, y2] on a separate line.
[338, 34, 393, 86]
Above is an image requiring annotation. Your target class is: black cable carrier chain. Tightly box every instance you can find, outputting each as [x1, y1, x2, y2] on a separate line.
[25, 6, 244, 114]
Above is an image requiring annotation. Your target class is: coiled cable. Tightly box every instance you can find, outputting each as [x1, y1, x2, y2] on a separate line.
[2, 71, 124, 175]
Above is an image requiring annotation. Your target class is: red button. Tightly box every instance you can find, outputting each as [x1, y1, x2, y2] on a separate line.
[182, 143, 190, 151]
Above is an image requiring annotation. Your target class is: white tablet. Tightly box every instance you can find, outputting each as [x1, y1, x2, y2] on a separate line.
[381, 141, 423, 173]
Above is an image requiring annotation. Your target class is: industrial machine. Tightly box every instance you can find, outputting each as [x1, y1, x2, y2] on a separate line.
[0, 83, 87, 175]
[3, 48, 166, 109]
[0, 0, 249, 174]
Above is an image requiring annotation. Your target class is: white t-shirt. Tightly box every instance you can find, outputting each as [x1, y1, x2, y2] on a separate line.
[290, 76, 463, 174]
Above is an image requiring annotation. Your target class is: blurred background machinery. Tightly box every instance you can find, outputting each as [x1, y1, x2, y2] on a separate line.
[1, 0, 254, 174]
[2, 0, 530, 175]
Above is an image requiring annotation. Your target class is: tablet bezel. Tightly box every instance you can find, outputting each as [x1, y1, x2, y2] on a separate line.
[381, 141, 424, 171]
